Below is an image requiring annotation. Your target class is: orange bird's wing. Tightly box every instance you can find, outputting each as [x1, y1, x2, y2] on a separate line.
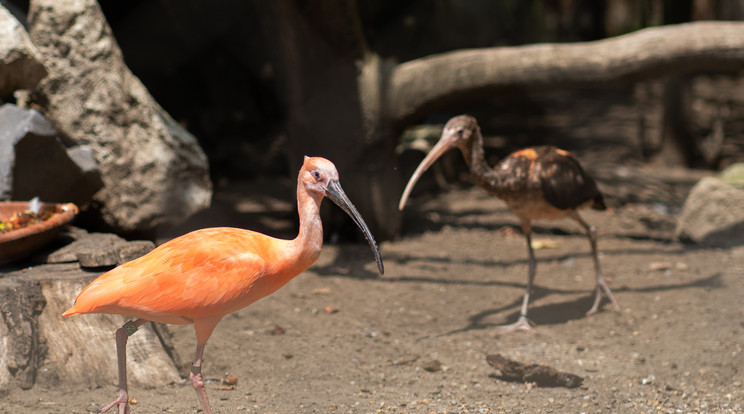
[63, 227, 285, 324]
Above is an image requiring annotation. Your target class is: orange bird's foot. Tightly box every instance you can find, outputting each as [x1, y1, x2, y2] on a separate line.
[98, 389, 129, 414]
[493, 316, 536, 335]
[190, 368, 213, 414]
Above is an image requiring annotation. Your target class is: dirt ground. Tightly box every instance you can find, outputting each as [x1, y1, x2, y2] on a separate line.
[2, 162, 743, 414]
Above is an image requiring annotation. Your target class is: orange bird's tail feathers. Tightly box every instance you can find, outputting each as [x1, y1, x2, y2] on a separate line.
[62, 305, 79, 317]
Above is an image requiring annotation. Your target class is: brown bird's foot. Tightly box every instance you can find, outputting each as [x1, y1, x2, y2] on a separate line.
[586, 276, 620, 316]
[493, 316, 536, 335]
[98, 389, 129, 413]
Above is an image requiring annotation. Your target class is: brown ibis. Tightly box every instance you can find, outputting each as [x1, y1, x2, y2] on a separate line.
[399, 115, 619, 333]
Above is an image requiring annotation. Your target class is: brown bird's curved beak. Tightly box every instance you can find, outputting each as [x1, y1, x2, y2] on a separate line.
[325, 180, 384, 275]
[398, 135, 456, 210]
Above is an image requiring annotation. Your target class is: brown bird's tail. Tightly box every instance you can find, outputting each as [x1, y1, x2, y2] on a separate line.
[592, 194, 607, 210]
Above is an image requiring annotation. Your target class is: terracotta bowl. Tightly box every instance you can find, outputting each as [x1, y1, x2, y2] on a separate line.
[0, 201, 79, 265]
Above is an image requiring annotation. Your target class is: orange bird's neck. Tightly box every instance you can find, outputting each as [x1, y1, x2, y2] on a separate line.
[277, 182, 325, 277]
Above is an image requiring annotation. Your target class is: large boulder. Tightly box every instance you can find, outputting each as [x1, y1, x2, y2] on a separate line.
[0, 104, 103, 206]
[0, 4, 46, 97]
[675, 175, 744, 247]
[26, 0, 212, 233]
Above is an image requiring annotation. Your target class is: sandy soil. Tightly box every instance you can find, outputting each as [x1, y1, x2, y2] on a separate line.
[1, 165, 743, 414]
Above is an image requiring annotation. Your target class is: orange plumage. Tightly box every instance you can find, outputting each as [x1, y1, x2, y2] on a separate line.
[63, 227, 314, 325]
[63, 157, 383, 414]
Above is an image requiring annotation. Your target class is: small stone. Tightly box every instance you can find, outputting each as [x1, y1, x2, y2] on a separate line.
[421, 359, 442, 372]
[222, 375, 238, 386]
[323, 306, 339, 314]
[269, 324, 286, 336]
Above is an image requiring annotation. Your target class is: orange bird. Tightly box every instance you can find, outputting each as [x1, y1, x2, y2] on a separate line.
[63, 156, 384, 414]
[399, 115, 619, 334]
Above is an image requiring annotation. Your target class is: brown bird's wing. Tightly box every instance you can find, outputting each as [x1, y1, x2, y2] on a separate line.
[534, 147, 605, 211]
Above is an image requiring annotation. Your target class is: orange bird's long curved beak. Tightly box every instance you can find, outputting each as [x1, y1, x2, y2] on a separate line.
[398, 135, 457, 211]
[325, 180, 384, 275]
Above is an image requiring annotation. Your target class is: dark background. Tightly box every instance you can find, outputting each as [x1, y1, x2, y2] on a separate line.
[6, 0, 736, 183]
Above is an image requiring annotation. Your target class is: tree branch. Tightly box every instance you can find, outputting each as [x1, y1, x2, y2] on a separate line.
[386, 21, 744, 124]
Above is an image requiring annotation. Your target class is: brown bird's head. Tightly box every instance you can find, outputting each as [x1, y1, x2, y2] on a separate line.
[398, 115, 480, 210]
[440, 114, 480, 152]
[301, 156, 384, 275]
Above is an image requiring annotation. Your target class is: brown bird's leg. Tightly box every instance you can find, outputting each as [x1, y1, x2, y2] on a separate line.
[570, 212, 620, 315]
[494, 221, 536, 334]
[99, 318, 147, 414]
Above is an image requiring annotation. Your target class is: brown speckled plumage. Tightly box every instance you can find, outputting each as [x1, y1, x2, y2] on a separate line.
[399, 115, 619, 334]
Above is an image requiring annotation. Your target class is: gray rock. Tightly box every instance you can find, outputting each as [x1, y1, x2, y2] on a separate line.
[0, 4, 46, 97]
[0, 103, 103, 206]
[0, 104, 54, 200]
[27, 0, 212, 233]
[675, 176, 744, 247]
[38, 228, 154, 268]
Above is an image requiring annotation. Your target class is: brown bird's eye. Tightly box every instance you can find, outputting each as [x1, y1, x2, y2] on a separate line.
[313, 171, 320, 180]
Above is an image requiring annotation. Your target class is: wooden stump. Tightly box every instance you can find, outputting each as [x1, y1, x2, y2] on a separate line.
[0, 273, 46, 392]
[0, 231, 184, 395]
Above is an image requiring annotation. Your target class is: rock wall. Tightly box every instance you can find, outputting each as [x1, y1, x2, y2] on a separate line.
[26, 0, 212, 233]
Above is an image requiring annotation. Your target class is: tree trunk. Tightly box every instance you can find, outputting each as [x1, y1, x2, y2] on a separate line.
[254, 0, 402, 241]
[0, 275, 45, 391]
[387, 21, 744, 124]
[0, 263, 182, 394]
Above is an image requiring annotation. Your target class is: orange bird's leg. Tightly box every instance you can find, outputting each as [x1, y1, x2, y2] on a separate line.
[190, 343, 210, 414]
[188, 317, 222, 414]
[493, 220, 536, 335]
[99, 318, 147, 414]
[570, 212, 620, 315]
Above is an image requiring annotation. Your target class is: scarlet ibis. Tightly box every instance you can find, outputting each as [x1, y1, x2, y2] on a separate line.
[63, 156, 383, 414]
[399, 115, 619, 334]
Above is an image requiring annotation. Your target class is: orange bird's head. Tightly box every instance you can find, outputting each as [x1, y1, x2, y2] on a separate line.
[301, 156, 384, 275]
